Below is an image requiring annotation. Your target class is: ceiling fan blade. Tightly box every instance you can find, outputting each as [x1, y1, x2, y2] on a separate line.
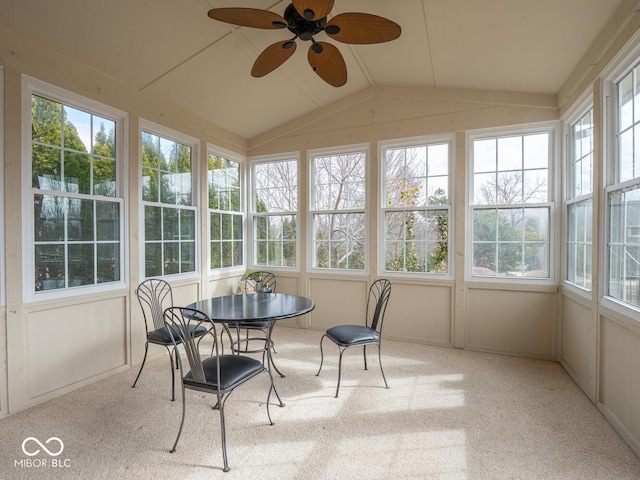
[326, 13, 401, 44]
[292, 0, 334, 20]
[252, 41, 298, 77]
[207, 8, 287, 29]
[307, 42, 347, 87]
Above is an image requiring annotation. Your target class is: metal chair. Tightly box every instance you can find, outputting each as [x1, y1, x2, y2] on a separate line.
[131, 278, 210, 401]
[227, 271, 285, 377]
[164, 306, 276, 473]
[316, 279, 392, 397]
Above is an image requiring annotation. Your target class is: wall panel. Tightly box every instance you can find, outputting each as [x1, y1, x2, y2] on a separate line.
[467, 287, 556, 358]
[560, 294, 595, 399]
[27, 296, 127, 399]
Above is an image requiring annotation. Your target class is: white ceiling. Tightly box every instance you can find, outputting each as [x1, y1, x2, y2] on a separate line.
[0, 0, 624, 139]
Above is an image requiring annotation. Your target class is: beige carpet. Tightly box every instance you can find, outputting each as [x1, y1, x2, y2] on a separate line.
[1, 326, 639, 480]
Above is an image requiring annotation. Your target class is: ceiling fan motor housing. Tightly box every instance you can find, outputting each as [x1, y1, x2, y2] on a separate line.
[284, 4, 328, 41]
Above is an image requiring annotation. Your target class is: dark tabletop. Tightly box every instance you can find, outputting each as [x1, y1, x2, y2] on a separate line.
[186, 293, 315, 323]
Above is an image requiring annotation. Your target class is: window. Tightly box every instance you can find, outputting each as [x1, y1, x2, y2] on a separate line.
[208, 153, 243, 270]
[310, 149, 366, 270]
[141, 126, 196, 277]
[382, 139, 451, 274]
[29, 86, 124, 293]
[566, 108, 593, 290]
[470, 129, 552, 278]
[251, 158, 297, 267]
[607, 63, 640, 307]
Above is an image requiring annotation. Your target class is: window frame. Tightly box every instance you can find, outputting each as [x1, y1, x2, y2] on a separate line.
[23, 76, 128, 301]
[207, 145, 245, 275]
[308, 145, 369, 274]
[563, 95, 594, 294]
[249, 153, 300, 271]
[379, 134, 454, 279]
[139, 119, 199, 281]
[601, 42, 640, 314]
[466, 123, 558, 285]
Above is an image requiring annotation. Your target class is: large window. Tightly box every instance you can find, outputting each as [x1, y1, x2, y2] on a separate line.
[310, 150, 366, 270]
[470, 129, 552, 278]
[141, 126, 196, 277]
[607, 64, 640, 307]
[30, 87, 123, 292]
[566, 108, 593, 290]
[382, 139, 451, 274]
[208, 153, 243, 270]
[251, 158, 297, 267]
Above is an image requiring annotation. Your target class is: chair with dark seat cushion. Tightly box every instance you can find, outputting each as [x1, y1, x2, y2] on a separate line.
[164, 306, 276, 473]
[226, 271, 285, 377]
[316, 279, 392, 397]
[132, 278, 210, 401]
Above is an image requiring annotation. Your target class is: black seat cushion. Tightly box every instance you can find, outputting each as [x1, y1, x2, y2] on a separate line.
[233, 321, 272, 329]
[147, 324, 209, 345]
[184, 355, 264, 390]
[326, 325, 379, 345]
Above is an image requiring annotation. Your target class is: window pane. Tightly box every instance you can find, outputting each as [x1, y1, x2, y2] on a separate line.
[97, 243, 119, 283]
[608, 186, 640, 306]
[68, 244, 94, 287]
[33, 144, 62, 189]
[35, 194, 65, 242]
[67, 199, 94, 241]
[35, 244, 65, 291]
[94, 158, 116, 197]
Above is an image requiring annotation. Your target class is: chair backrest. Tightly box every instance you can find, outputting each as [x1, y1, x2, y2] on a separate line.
[136, 278, 174, 333]
[245, 271, 277, 293]
[366, 279, 392, 333]
[164, 307, 219, 385]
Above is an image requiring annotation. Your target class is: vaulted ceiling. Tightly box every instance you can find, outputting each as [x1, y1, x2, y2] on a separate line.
[0, 0, 625, 140]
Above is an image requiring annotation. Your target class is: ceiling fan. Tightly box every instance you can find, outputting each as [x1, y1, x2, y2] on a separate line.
[207, 0, 401, 87]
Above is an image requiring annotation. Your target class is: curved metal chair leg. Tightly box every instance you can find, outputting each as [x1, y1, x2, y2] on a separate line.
[378, 345, 389, 389]
[219, 400, 230, 472]
[170, 384, 186, 453]
[315, 335, 326, 376]
[335, 347, 345, 398]
[131, 341, 149, 388]
[169, 347, 177, 401]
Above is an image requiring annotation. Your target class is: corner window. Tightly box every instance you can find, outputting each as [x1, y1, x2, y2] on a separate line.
[310, 150, 367, 270]
[470, 129, 552, 279]
[607, 64, 640, 306]
[381, 139, 451, 274]
[566, 108, 593, 290]
[251, 158, 298, 268]
[208, 153, 243, 270]
[29, 86, 124, 293]
[141, 126, 197, 277]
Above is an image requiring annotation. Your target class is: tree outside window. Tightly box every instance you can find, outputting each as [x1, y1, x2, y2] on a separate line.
[471, 132, 551, 278]
[32, 94, 121, 291]
[311, 151, 366, 270]
[383, 142, 450, 274]
[209, 154, 242, 269]
[141, 130, 196, 277]
[252, 159, 297, 267]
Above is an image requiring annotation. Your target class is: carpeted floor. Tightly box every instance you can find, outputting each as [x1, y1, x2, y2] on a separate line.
[1, 326, 639, 480]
